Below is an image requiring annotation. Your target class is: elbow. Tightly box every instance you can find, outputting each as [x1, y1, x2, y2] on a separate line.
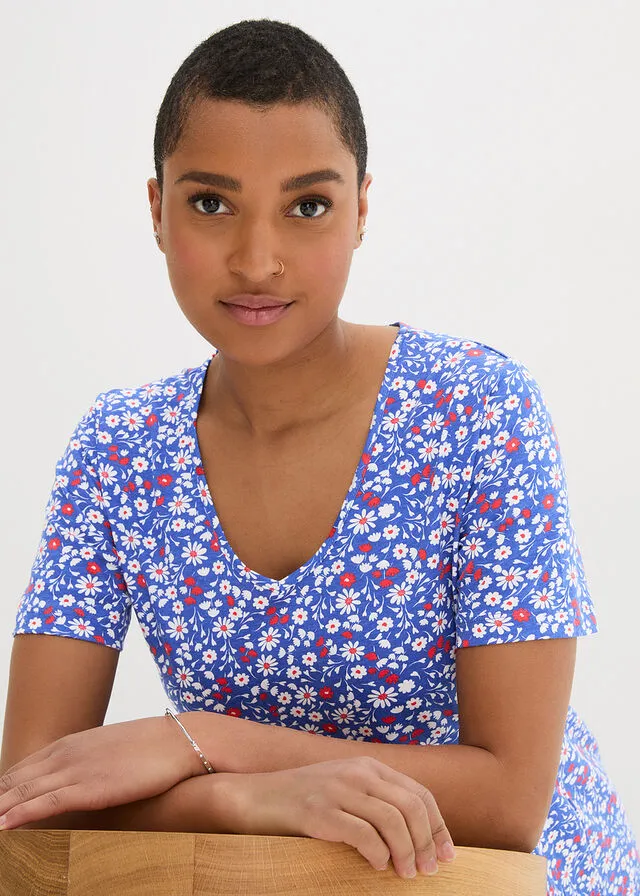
[497, 797, 549, 854]
[499, 826, 543, 854]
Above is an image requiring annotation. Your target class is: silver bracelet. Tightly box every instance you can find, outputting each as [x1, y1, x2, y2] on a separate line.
[165, 708, 216, 774]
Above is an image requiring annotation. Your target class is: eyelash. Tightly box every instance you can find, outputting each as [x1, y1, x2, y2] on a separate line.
[187, 191, 333, 219]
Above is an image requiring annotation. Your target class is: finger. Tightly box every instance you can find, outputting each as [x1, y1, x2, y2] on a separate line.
[0, 742, 57, 777]
[0, 764, 67, 816]
[340, 791, 418, 879]
[0, 781, 77, 830]
[330, 809, 392, 873]
[366, 759, 456, 865]
[420, 786, 456, 864]
[364, 779, 439, 876]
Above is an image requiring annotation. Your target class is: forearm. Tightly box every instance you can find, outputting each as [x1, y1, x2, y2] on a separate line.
[184, 712, 539, 851]
[19, 773, 240, 834]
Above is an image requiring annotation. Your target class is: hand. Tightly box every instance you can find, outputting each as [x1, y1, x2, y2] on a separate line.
[229, 757, 456, 879]
[0, 714, 206, 830]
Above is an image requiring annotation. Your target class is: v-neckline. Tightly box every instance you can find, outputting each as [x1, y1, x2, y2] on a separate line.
[187, 322, 407, 589]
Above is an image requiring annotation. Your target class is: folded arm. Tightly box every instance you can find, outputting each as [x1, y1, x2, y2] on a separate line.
[2, 634, 575, 848]
[181, 637, 576, 851]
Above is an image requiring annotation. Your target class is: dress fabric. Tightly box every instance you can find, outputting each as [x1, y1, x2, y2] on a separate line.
[14, 322, 639, 894]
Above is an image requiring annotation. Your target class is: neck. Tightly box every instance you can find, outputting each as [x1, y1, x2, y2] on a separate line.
[202, 318, 361, 438]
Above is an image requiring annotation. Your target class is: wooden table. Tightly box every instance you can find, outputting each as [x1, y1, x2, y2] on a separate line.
[0, 829, 547, 895]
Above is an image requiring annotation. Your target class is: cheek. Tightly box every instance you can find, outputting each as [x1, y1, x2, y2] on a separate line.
[294, 228, 355, 294]
[164, 237, 231, 324]
[165, 229, 219, 288]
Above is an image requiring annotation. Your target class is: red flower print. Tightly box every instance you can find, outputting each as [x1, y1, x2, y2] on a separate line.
[505, 437, 521, 453]
[61, 503, 74, 516]
[157, 473, 173, 487]
[512, 608, 531, 622]
[340, 572, 356, 587]
[319, 686, 334, 700]
[542, 494, 555, 509]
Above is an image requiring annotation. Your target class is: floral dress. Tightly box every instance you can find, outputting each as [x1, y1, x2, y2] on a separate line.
[13, 322, 639, 894]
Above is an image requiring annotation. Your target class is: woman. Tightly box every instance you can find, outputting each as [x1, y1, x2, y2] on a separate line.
[0, 18, 637, 893]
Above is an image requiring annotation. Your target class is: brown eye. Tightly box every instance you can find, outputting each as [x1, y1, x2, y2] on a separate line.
[289, 197, 332, 218]
[188, 193, 231, 216]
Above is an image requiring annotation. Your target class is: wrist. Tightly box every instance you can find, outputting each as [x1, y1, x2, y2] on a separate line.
[166, 710, 213, 779]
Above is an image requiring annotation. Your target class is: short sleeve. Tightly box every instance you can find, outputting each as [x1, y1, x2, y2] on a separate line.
[452, 358, 597, 647]
[13, 399, 132, 650]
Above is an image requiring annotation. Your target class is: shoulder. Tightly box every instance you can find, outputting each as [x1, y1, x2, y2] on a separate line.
[395, 323, 541, 400]
[65, 359, 211, 462]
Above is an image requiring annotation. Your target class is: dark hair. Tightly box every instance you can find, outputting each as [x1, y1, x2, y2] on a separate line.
[153, 19, 367, 193]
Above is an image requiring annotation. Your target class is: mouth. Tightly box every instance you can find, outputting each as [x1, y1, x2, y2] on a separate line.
[219, 296, 294, 327]
[220, 293, 293, 310]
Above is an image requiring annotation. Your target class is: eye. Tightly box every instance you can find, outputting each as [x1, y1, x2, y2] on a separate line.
[288, 197, 333, 218]
[187, 192, 232, 216]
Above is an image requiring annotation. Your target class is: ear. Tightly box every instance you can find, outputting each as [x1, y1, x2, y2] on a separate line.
[355, 173, 373, 249]
[147, 178, 163, 249]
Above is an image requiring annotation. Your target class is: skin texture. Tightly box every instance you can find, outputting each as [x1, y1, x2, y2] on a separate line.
[0, 97, 578, 879]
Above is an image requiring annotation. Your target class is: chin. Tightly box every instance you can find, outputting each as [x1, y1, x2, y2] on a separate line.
[214, 321, 343, 370]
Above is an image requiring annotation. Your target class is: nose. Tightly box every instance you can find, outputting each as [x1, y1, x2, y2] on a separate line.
[227, 218, 282, 282]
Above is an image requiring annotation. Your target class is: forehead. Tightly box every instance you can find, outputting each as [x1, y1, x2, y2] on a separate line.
[167, 97, 355, 182]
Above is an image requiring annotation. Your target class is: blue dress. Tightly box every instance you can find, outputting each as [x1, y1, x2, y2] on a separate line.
[14, 322, 639, 894]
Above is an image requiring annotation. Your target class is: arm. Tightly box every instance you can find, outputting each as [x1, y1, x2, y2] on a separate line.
[182, 636, 576, 852]
[0, 635, 241, 833]
[15, 773, 243, 834]
[1, 635, 456, 878]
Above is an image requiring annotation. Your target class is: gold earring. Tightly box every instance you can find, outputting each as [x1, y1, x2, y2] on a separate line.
[360, 228, 367, 241]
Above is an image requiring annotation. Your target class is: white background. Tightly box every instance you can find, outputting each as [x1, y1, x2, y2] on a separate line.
[0, 1, 638, 835]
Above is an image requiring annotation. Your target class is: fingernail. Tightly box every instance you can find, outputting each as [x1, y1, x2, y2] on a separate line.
[423, 856, 438, 875]
[0, 815, 6, 830]
[402, 864, 417, 879]
[441, 841, 456, 862]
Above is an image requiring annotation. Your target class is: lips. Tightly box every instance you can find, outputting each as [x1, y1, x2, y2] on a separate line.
[220, 293, 292, 309]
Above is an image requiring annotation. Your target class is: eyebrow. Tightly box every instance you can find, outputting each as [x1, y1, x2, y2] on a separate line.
[174, 168, 345, 192]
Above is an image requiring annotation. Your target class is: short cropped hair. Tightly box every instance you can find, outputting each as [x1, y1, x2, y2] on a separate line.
[153, 19, 367, 192]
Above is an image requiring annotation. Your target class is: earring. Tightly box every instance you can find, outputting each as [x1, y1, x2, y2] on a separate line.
[273, 259, 285, 276]
[360, 228, 367, 241]
[154, 232, 160, 244]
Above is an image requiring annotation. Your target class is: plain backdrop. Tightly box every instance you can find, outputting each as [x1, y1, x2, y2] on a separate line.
[0, 1, 638, 835]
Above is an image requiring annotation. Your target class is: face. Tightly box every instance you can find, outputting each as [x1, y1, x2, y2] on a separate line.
[147, 97, 371, 367]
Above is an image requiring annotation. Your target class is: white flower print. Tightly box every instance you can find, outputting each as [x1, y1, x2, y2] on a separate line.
[495, 567, 525, 590]
[212, 619, 234, 638]
[258, 628, 281, 652]
[340, 641, 365, 662]
[168, 618, 188, 639]
[486, 613, 513, 634]
[69, 618, 95, 638]
[348, 510, 378, 534]
[182, 541, 207, 565]
[295, 686, 317, 704]
[368, 686, 397, 708]
[77, 575, 101, 596]
[335, 590, 361, 613]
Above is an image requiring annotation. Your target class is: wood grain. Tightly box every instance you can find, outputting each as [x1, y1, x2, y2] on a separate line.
[0, 829, 69, 895]
[0, 830, 547, 895]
